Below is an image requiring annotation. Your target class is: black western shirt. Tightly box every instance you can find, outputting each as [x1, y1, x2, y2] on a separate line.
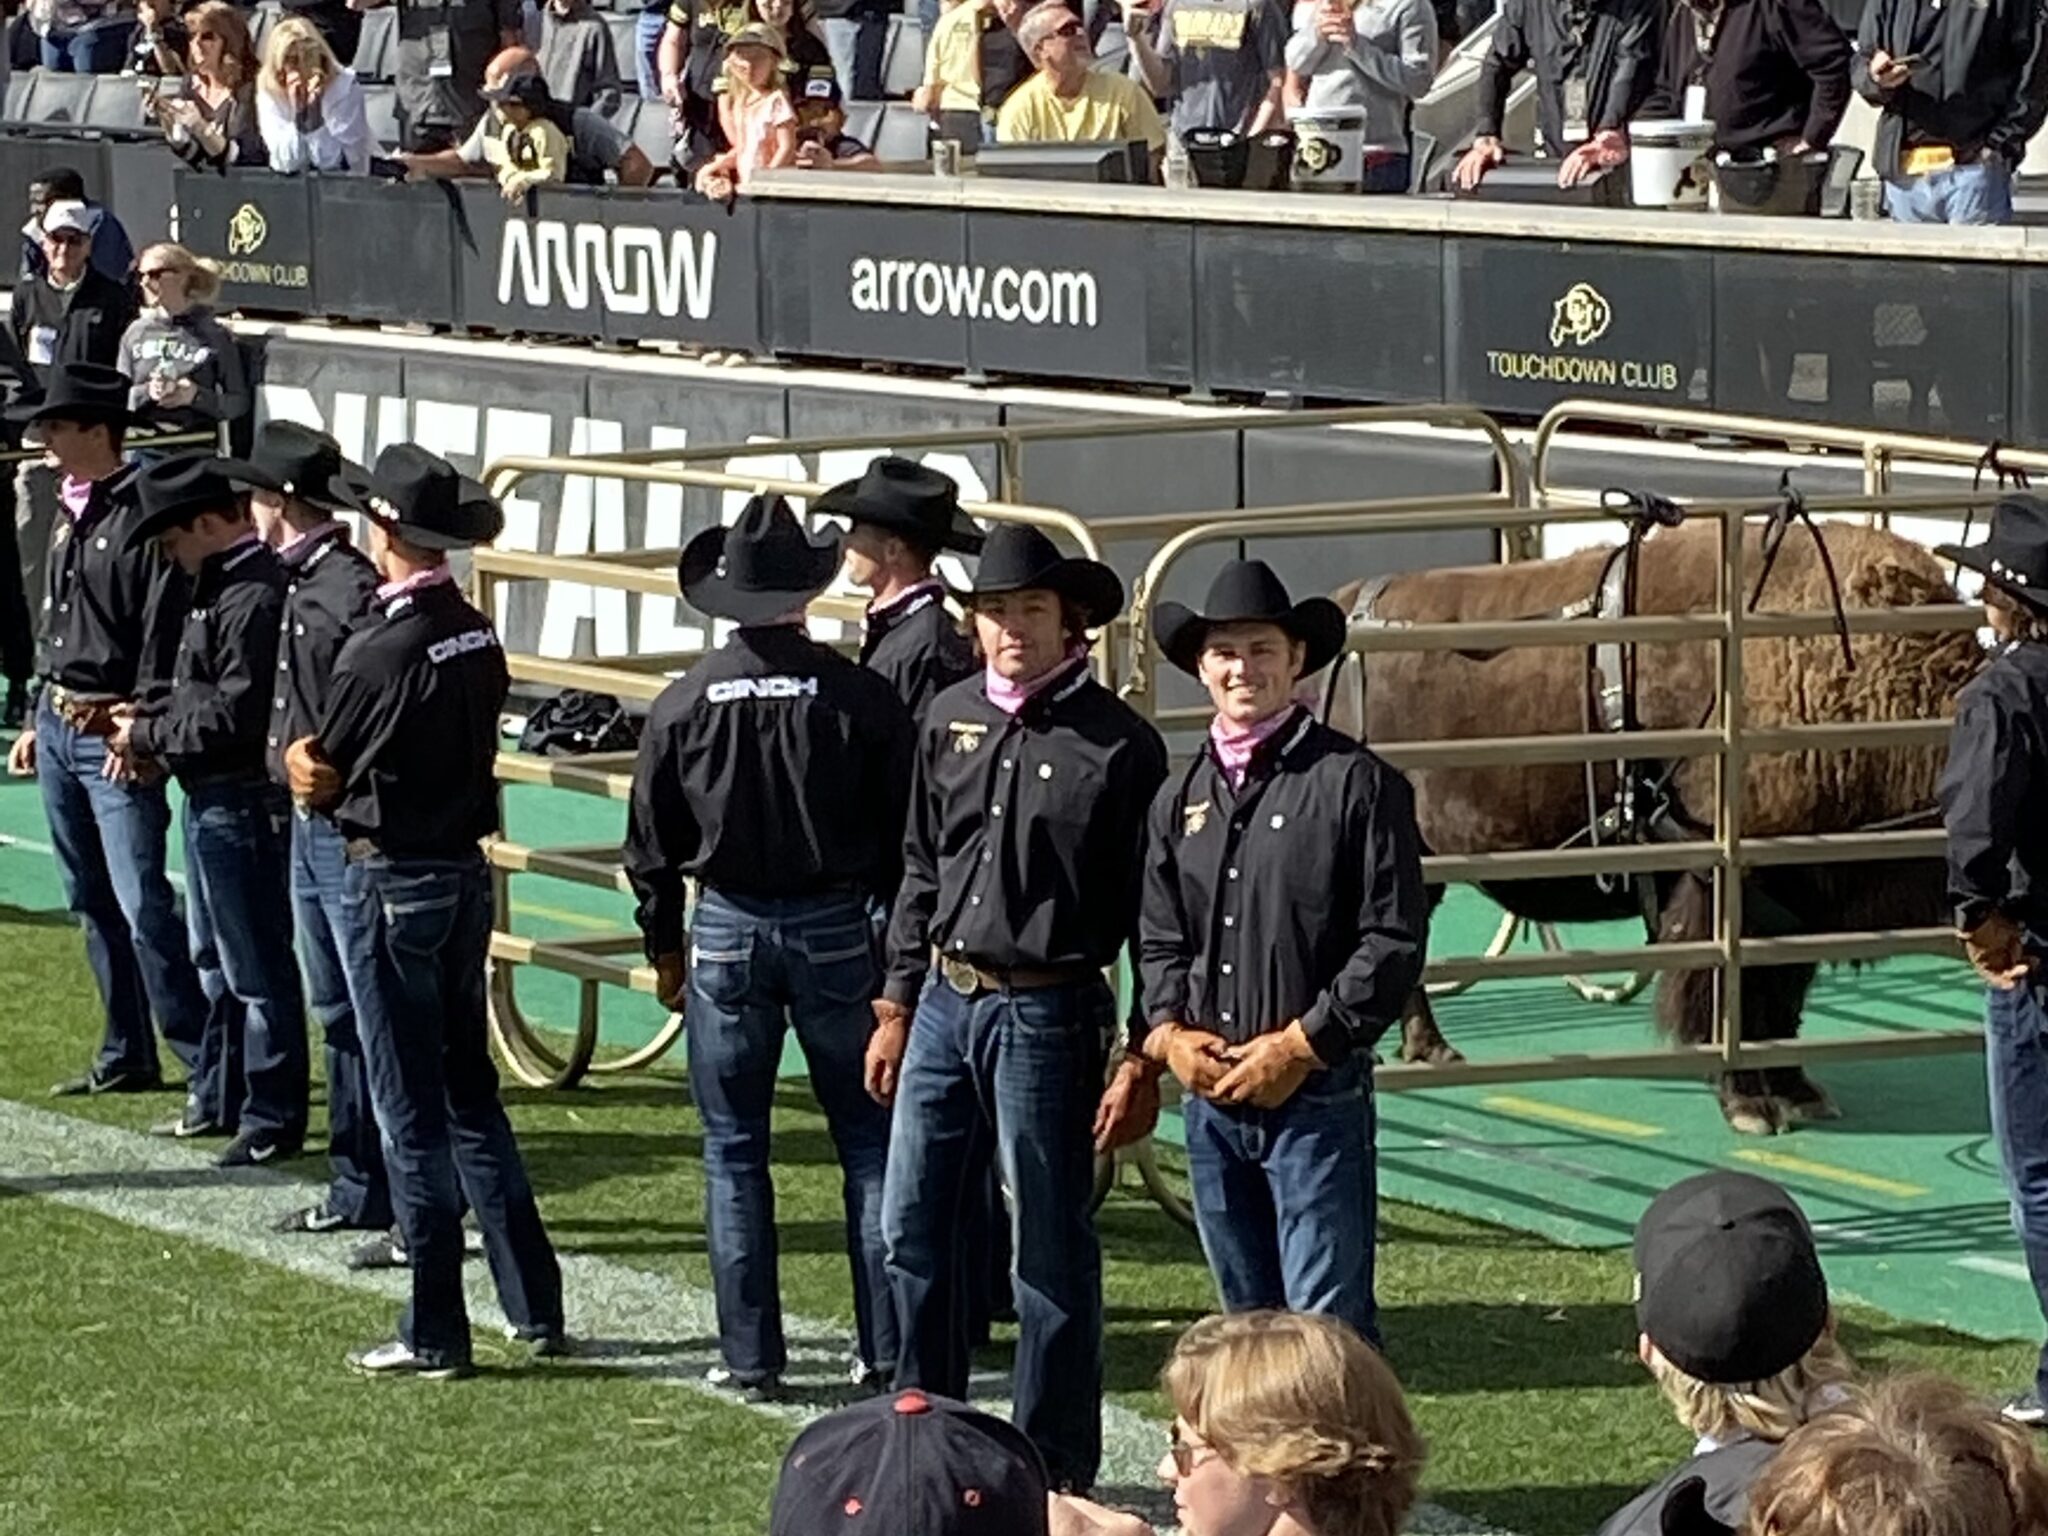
[317, 577, 509, 860]
[35, 471, 188, 703]
[1938, 638, 2048, 937]
[624, 624, 916, 961]
[860, 583, 976, 726]
[1139, 711, 1429, 1066]
[266, 525, 380, 787]
[1477, 0, 1662, 152]
[883, 662, 1170, 1030]
[129, 538, 289, 786]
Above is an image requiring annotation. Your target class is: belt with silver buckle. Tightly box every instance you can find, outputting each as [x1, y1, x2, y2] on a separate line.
[936, 951, 1096, 997]
[47, 685, 126, 736]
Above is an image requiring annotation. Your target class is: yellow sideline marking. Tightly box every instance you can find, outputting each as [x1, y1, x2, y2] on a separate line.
[1480, 1095, 1664, 1139]
[508, 899, 618, 932]
[1731, 1148, 1928, 1199]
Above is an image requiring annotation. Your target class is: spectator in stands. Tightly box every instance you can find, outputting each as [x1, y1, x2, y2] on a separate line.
[256, 17, 378, 173]
[1453, 0, 1660, 190]
[30, 0, 137, 74]
[483, 70, 571, 193]
[996, 1, 1165, 167]
[1283, 0, 1437, 191]
[1122, 0, 1288, 144]
[1636, 0, 1848, 161]
[282, 0, 364, 68]
[1851, 0, 2048, 226]
[536, 0, 619, 107]
[398, 45, 657, 181]
[916, 0, 1031, 127]
[12, 203, 137, 379]
[1595, 1171, 1851, 1536]
[130, 0, 187, 76]
[116, 244, 248, 441]
[357, 0, 522, 152]
[1740, 1375, 2048, 1536]
[763, 0, 838, 81]
[815, 0, 888, 102]
[632, 0, 667, 97]
[19, 167, 133, 287]
[147, 1, 265, 170]
[693, 22, 795, 193]
[793, 72, 882, 164]
[658, 0, 828, 164]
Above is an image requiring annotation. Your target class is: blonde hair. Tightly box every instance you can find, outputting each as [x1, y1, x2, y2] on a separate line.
[1163, 1312, 1424, 1536]
[722, 40, 782, 104]
[139, 242, 222, 306]
[1647, 1331, 1855, 1446]
[184, 1, 257, 89]
[259, 17, 342, 101]
[1743, 1374, 2048, 1536]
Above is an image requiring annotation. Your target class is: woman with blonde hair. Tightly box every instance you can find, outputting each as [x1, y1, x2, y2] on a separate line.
[692, 22, 796, 198]
[115, 243, 250, 440]
[148, 1, 265, 170]
[256, 16, 376, 175]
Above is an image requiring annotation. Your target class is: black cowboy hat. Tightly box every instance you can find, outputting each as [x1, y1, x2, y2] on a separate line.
[124, 453, 242, 550]
[680, 493, 842, 624]
[330, 443, 503, 552]
[4, 361, 136, 428]
[962, 523, 1124, 630]
[1937, 494, 2048, 617]
[218, 421, 352, 511]
[1153, 558, 1346, 679]
[814, 456, 985, 555]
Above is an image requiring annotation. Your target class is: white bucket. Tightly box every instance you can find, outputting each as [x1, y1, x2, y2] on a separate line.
[1628, 119, 1716, 209]
[1286, 105, 1367, 192]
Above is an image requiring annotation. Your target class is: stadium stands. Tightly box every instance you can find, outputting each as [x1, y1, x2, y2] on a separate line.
[353, 6, 398, 83]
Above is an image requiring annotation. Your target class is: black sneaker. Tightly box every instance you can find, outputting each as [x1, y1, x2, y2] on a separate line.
[273, 1204, 351, 1234]
[51, 1065, 165, 1098]
[149, 1107, 227, 1139]
[217, 1131, 304, 1168]
[504, 1323, 572, 1359]
[2003, 1390, 2048, 1428]
[347, 1339, 474, 1380]
[705, 1365, 781, 1403]
[345, 1231, 409, 1271]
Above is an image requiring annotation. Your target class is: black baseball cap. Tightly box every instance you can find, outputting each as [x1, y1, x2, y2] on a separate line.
[1634, 1171, 1829, 1384]
[770, 1390, 1050, 1536]
[800, 71, 843, 106]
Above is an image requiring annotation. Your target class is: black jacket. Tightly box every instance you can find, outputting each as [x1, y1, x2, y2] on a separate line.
[624, 623, 915, 960]
[317, 575, 509, 860]
[10, 266, 138, 381]
[883, 661, 1169, 1035]
[1851, 0, 2048, 173]
[860, 584, 975, 726]
[1640, 0, 1852, 151]
[1939, 638, 2048, 937]
[1139, 711, 1428, 1066]
[34, 470, 188, 703]
[1595, 1440, 1779, 1536]
[1478, 0, 1663, 150]
[130, 539, 288, 785]
[266, 526, 381, 787]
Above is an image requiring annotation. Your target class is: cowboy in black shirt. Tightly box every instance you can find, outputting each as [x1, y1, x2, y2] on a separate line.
[6, 365, 208, 1103]
[875, 524, 1167, 1492]
[624, 494, 913, 1396]
[1937, 497, 2048, 1426]
[114, 456, 309, 1166]
[1139, 561, 1426, 1346]
[824, 456, 984, 726]
[289, 444, 564, 1378]
[234, 423, 392, 1236]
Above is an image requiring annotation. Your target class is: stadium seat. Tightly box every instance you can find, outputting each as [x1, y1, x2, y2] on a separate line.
[604, 11, 643, 92]
[1093, 18, 1128, 73]
[20, 69, 97, 127]
[879, 13, 923, 97]
[625, 95, 676, 172]
[250, 0, 283, 55]
[872, 101, 930, 163]
[841, 100, 883, 149]
[360, 81, 402, 150]
[3, 68, 33, 123]
[84, 75, 153, 134]
[351, 5, 397, 81]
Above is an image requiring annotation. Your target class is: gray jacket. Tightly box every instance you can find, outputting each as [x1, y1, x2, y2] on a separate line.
[116, 305, 250, 437]
[1284, 0, 1437, 151]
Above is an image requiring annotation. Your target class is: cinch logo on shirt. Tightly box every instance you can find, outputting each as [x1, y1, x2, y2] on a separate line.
[427, 628, 499, 664]
[1170, 2, 1249, 49]
[706, 676, 820, 703]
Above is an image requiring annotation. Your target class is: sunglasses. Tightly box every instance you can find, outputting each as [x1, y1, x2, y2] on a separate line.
[46, 231, 86, 246]
[1167, 1429, 1218, 1478]
[139, 267, 179, 280]
[1051, 18, 1083, 36]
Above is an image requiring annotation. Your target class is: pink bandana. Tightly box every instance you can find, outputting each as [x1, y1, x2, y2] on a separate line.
[1210, 705, 1303, 788]
[278, 520, 341, 558]
[59, 474, 95, 521]
[376, 564, 456, 603]
[985, 643, 1090, 716]
[869, 578, 945, 619]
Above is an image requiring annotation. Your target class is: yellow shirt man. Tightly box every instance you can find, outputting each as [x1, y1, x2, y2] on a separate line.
[923, 0, 986, 112]
[995, 66, 1166, 149]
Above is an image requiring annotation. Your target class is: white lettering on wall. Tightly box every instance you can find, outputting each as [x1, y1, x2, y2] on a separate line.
[497, 222, 719, 319]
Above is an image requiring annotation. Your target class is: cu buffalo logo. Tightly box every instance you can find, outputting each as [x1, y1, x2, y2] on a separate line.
[1295, 130, 1344, 176]
[226, 203, 268, 257]
[1549, 282, 1612, 349]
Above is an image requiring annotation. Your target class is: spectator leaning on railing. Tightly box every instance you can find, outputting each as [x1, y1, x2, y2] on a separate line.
[996, 1, 1166, 167]
[694, 22, 797, 195]
[793, 73, 882, 166]
[146, 1, 266, 171]
[1636, 0, 1848, 158]
[256, 18, 378, 174]
[658, 0, 828, 164]
[27, 0, 138, 75]
[397, 47, 657, 184]
[117, 243, 249, 441]
[1283, 0, 1438, 192]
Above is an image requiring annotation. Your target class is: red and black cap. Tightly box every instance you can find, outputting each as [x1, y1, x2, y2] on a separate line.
[770, 1390, 1051, 1536]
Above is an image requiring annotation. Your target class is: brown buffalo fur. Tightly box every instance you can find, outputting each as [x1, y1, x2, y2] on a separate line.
[1327, 521, 1981, 1122]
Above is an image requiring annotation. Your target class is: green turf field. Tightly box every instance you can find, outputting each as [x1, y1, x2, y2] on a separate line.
[0, 763, 2039, 1536]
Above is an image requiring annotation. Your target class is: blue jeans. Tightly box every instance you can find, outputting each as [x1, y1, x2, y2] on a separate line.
[1183, 1055, 1380, 1348]
[687, 888, 896, 1380]
[883, 974, 1112, 1490]
[182, 779, 307, 1138]
[34, 697, 207, 1081]
[343, 851, 562, 1365]
[1886, 160, 2013, 225]
[823, 10, 887, 100]
[1986, 966, 2048, 1399]
[634, 7, 665, 100]
[1362, 154, 1411, 194]
[39, 16, 136, 71]
[293, 809, 390, 1227]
